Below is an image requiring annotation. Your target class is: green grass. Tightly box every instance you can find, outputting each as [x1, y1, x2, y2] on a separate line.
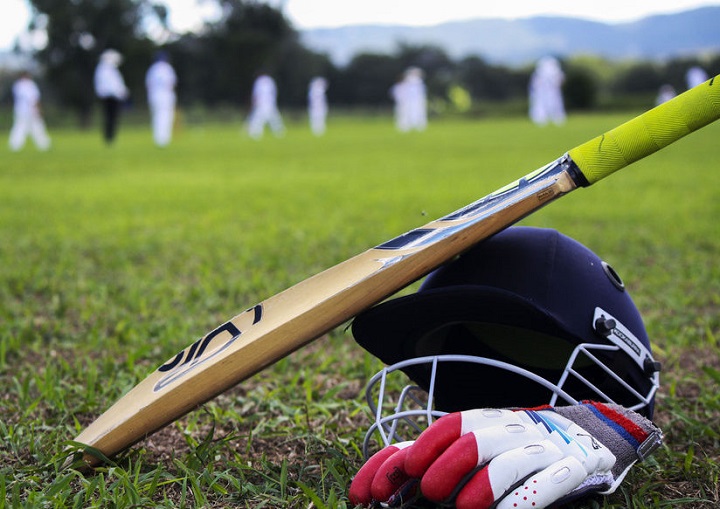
[1, 113, 719, 508]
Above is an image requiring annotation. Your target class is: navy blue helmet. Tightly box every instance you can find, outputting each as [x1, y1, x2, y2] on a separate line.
[353, 226, 660, 453]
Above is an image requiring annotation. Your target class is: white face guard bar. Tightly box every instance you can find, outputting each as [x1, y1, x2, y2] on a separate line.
[362, 307, 660, 459]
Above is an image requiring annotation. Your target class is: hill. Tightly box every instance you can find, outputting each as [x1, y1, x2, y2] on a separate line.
[299, 6, 720, 66]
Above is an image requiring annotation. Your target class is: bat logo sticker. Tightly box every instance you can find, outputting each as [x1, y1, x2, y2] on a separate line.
[153, 304, 263, 392]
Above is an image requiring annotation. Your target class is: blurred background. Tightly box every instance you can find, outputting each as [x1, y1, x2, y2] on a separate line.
[1, 0, 718, 130]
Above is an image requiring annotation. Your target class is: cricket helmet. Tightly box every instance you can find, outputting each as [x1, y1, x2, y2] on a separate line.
[352, 227, 660, 455]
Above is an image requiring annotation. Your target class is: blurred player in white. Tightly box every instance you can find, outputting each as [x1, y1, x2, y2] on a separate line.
[94, 49, 129, 144]
[390, 67, 427, 132]
[403, 67, 428, 131]
[685, 66, 708, 89]
[246, 72, 285, 139]
[145, 51, 177, 147]
[9, 70, 51, 152]
[529, 56, 566, 126]
[656, 84, 677, 105]
[308, 77, 328, 136]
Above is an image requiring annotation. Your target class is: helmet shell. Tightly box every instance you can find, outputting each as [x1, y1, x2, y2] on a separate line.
[353, 227, 658, 417]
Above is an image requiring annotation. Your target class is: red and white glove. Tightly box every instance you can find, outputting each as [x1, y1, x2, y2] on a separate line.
[349, 402, 662, 508]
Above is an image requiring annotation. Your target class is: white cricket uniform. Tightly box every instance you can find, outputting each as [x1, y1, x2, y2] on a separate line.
[246, 74, 285, 139]
[9, 76, 51, 151]
[391, 69, 428, 132]
[94, 61, 128, 100]
[308, 77, 328, 136]
[94, 52, 129, 144]
[656, 85, 677, 105]
[403, 73, 427, 131]
[529, 56, 566, 126]
[685, 66, 708, 89]
[146, 60, 177, 146]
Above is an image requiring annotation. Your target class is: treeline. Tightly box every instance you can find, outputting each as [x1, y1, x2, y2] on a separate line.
[11, 0, 720, 123]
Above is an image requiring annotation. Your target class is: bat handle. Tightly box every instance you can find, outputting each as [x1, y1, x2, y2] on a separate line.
[568, 75, 720, 186]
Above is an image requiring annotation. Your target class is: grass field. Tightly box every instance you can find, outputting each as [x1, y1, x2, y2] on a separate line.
[1, 112, 719, 508]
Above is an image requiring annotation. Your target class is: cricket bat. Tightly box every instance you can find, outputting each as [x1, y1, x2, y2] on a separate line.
[74, 75, 720, 465]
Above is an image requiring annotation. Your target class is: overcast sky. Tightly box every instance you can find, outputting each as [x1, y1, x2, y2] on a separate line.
[4, 0, 719, 51]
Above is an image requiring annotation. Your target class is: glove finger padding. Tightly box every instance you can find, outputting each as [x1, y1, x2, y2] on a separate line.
[401, 402, 662, 509]
[405, 409, 522, 478]
[453, 439, 567, 509]
[349, 441, 417, 507]
[492, 456, 590, 509]
[419, 413, 550, 501]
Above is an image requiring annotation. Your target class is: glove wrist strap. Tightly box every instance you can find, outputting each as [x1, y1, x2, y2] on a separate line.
[553, 401, 662, 485]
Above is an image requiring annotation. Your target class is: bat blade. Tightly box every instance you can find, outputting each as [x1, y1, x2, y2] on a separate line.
[74, 76, 719, 465]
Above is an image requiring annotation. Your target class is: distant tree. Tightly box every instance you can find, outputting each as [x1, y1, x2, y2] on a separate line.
[662, 57, 713, 91]
[274, 43, 336, 106]
[457, 56, 528, 101]
[166, 33, 210, 106]
[612, 63, 663, 95]
[707, 55, 720, 78]
[27, 0, 163, 125]
[563, 65, 598, 110]
[170, 0, 297, 107]
[334, 53, 405, 105]
[394, 44, 456, 100]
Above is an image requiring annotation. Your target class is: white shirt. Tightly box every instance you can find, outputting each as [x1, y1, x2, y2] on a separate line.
[94, 61, 129, 100]
[252, 75, 277, 106]
[533, 57, 564, 90]
[308, 78, 327, 108]
[146, 60, 177, 101]
[13, 77, 41, 115]
[685, 66, 708, 89]
[403, 75, 426, 104]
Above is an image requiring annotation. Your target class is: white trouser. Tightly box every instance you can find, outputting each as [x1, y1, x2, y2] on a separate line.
[9, 110, 51, 151]
[309, 104, 327, 135]
[149, 94, 176, 146]
[247, 104, 285, 139]
[405, 101, 427, 131]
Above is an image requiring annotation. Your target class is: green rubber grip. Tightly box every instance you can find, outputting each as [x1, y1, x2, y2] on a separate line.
[568, 75, 720, 185]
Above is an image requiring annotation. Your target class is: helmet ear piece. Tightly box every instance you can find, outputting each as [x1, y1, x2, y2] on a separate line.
[353, 226, 659, 453]
[601, 261, 625, 291]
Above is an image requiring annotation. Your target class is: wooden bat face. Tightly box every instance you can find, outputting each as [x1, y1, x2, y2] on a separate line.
[74, 157, 578, 464]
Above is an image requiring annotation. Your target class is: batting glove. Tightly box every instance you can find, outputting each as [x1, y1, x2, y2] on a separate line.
[349, 402, 662, 508]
